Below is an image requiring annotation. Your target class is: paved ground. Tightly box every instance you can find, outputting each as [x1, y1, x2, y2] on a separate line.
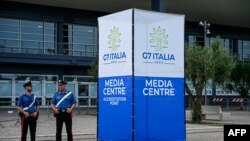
[0, 109, 249, 141]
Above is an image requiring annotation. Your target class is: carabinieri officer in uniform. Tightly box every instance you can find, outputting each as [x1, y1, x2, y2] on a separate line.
[17, 80, 40, 141]
[51, 80, 77, 141]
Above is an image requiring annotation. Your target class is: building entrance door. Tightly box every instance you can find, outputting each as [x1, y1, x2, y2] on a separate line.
[78, 83, 89, 107]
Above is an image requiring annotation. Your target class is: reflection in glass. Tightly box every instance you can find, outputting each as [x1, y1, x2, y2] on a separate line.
[66, 84, 75, 94]
[224, 39, 230, 54]
[0, 39, 19, 48]
[66, 24, 97, 56]
[243, 41, 250, 61]
[15, 82, 42, 96]
[64, 76, 75, 82]
[78, 84, 89, 96]
[91, 98, 97, 106]
[21, 40, 43, 48]
[0, 25, 18, 32]
[0, 18, 18, 25]
[0, 17, 56, 55]
[188, 35, 195, 47]
[0, 82, 12, 96]
[44, 75, 58, 81]
[15, 76, 29, 81]
[0, 98, 12, 106]
[44, 22, 54, 29]
[30, 83, 42, 96]
[21, 20, 43, 28]
[15, 75, 43, 81]
[45, 35, 55, 42]
[15, 83, 25, 96]
[0, 32, 19, 39]
[238, 40, 243, 61]
[77, 77, 91, 82]
[45, 83, 56, 97]
[78, 98, 88, 106]
[21, 26, 43, 34]
[0, 74, 13, 80]
[21, 34, 43, 41]
[90, 84, 97, 96]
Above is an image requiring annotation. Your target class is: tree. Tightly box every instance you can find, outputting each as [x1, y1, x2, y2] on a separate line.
[185, 44, 213, 123]
[210, 38, 236, 86]
[185, 37, 236, 123]
[227, 63, 250, 108]
[88, 56, 98, 82]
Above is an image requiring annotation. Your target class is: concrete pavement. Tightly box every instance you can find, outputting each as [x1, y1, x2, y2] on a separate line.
[0, 109, 249, 141]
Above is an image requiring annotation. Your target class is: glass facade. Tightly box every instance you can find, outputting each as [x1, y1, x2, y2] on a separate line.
[187, 35, 233, 55]
[0, 74, 97, 107]
[0, 17, 98, 57]
[66, 24, 98, 57]
[0, 17, 56, 55]
[63, 75, 97, 107]
[238, 40, 250, 62]
[186, 35, 240, 96]
[0, 18, 19, 53]
[0, 82, 12, 97]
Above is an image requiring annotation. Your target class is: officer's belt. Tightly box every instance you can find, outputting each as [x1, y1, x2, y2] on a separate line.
[58, 109, 67, 112]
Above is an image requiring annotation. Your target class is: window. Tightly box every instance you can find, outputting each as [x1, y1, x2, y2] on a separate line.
[77, 76, 92, 82]
[224, 39, 230, 54]
[79, 98, 88, 106]
[243, 41, 250, 61]
[78, 84, 89, 96]
[66, 24, 98, 57]
[64, 76, 75, 82]
[66, 83, 75, 94]
[0, 98, 12, 106]
[44, 75, 58, 81]
[44, 22, 56, 55]
[90, 84, 97, 97]
[90, 83, 97, 106]
[0, 17, 56, 55]
[238, 40, 250, 62]
[45, 83, 56, 97]
[15, 82, 42, 97]
[0, 18, 19, 53]
[0, 74, 13, 80]
[0, 82, 12, 97]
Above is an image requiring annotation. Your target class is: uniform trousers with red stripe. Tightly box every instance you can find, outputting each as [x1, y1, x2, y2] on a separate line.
[56, 112, 73, 141]
[21, 115, 37, 141]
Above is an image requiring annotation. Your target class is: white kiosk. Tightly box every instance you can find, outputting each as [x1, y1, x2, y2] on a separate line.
[98, 9, 185, 141]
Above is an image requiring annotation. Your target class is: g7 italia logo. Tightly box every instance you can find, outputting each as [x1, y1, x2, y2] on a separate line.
[108, 26, 121, 51]
[142, 26, 175, 64]
[103, 26, 126, 64]
[150, 26, 168, 52]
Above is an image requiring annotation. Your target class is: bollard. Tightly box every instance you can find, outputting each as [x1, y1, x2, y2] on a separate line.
[226, 98, 230, 110]
[247, 99, 250, 111]
[46, 100, 53, 120]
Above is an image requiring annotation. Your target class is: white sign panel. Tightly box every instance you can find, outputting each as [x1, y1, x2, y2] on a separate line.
[98, 9, 132, 77]
[134, 9, 185, 78]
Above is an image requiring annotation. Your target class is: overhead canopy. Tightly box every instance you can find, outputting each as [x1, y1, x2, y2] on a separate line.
[5, 0, 250, 28]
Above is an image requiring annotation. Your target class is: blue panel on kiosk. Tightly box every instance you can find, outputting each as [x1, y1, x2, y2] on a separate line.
[98, 75, 132, 141]
[134, 76, 185, 141]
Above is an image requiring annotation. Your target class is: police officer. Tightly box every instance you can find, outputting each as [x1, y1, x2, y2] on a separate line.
[51, 80, 77, 141]
[17, 80, 40, 141]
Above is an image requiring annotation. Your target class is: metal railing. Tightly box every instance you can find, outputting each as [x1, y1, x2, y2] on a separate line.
[0, 39, 98, 57]
[0, 100, 96, 128]
[234, 53, 250, 62]
[186, 97, 250, 111]
[0, 101, 19, 128]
